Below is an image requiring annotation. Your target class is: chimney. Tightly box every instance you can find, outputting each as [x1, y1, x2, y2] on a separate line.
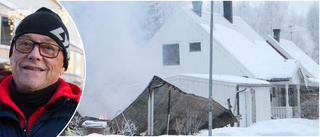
[192, 1, 203, 17]
[223, 1, 233, 23]
[273, 29, 281, 42]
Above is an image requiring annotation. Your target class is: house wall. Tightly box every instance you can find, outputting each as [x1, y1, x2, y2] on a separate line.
[239, 87, 271, 127]
[165, 75, 238, 109]
[239, 91, 247, 127]
[292, 69, 304, 85]
[255, 87, 272, 122]
[143, 8, 254, 79]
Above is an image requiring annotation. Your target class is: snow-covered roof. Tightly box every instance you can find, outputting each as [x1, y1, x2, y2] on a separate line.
[279, 38, 319, 79]
[177, 73, 272, 87]
[308, 77, 319, 86]
[182, 8, 302, 81]
[82, 120, 107, 128]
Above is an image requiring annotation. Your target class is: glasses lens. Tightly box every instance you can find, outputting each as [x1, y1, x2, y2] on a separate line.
[15, 38, 34, 53]
[15, 38, 61, 58]
[39, 43, 60, 58]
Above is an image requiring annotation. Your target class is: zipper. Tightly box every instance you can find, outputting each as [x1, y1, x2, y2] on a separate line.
[23, 120, 28, 137]
[27, 97, 68, 136]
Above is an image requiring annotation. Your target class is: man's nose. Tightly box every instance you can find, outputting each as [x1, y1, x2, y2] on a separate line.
[27, 45, 42, 60]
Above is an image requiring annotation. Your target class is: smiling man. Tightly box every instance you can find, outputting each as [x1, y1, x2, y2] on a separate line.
[0, 7, 81, 137]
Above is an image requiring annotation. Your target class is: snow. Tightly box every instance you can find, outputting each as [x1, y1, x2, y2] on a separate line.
[82, 120, 108, 128]
[197, 118, 319, 136]
[178, 73, 271, 86]
[79, 118, 319, 136]
[183, 8, 302, 80]
[212, 19, 297, 80]
[308, 78, 320, 85]
[279, 38, 319, 79]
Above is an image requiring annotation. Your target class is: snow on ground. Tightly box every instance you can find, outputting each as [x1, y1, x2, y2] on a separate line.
[197, 118, 319, 136]
[82, 118, 319, 136]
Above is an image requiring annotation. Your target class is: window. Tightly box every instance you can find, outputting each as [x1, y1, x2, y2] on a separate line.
[280, 87, 286, 106]
[272, 87, 276, 97]
[189, 42, 201, 52]
[289, 88, 295, 106]
[163, 43, 180, 65]
[1, 17, 11, 45]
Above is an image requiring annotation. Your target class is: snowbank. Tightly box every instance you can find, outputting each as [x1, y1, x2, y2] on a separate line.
[80, 118, 318, 136]
[197, 118, 319, 136]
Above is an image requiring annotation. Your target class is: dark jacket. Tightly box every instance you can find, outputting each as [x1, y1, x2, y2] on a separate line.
[0, 75, 82, 137]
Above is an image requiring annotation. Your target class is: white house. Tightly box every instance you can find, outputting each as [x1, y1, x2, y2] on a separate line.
[141, 2, 318, 127]
[0, 0, 85, 89]
[265, 33, 319, 119]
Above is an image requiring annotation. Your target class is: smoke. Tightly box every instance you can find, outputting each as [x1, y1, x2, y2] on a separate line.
[61, 1, 318, 119]
[61, 1, 155, 119]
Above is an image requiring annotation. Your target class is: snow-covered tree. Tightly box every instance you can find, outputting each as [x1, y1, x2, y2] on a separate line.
[254, 1, 290, 36]
[234, 1, 318, 64]
[142, 1, 190, 40]
[306, 2, 319, 63]
[143, 1, 163, 40]
[300, 99, 319, 119]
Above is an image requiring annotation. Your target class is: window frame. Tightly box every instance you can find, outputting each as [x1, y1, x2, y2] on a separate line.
[189, 42, 201, 52]
[162, 43, 180, 66]
[1, 16, 12, 45]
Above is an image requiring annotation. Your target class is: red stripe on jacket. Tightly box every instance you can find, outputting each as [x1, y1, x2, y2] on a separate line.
[0, 75, 82, 135]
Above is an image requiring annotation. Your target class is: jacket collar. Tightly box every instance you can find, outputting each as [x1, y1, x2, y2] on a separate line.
[0, 75, 82, 119]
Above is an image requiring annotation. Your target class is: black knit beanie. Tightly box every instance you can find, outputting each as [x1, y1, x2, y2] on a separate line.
[9, 7, 70, 70]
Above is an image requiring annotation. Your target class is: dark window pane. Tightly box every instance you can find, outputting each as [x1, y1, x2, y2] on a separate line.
[163, 43, 180, 65]
[1, 17, 11, 45]
[189, 42, 201, 52]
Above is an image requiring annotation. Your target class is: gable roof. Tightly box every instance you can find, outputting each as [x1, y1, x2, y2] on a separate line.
[265, 35, 319, 79]
[180, 8, 303, 81]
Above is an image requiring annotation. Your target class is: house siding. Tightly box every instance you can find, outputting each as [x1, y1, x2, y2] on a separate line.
[144, 8, 254, 79]
[165, 75, 238, 110]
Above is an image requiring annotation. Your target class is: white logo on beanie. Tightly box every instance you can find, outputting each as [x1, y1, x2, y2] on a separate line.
[50, 27, 69, 47]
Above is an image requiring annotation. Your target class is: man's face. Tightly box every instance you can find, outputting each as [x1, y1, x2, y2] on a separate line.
[10, 33, 65, 92]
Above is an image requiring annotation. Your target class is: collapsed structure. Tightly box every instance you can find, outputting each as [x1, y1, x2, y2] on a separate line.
[111, 76, 236, 135]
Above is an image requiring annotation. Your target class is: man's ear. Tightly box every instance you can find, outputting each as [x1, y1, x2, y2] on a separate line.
[60, 67, 65, 75]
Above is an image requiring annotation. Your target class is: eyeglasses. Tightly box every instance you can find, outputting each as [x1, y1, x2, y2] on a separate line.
[13, 38, 63, 58]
